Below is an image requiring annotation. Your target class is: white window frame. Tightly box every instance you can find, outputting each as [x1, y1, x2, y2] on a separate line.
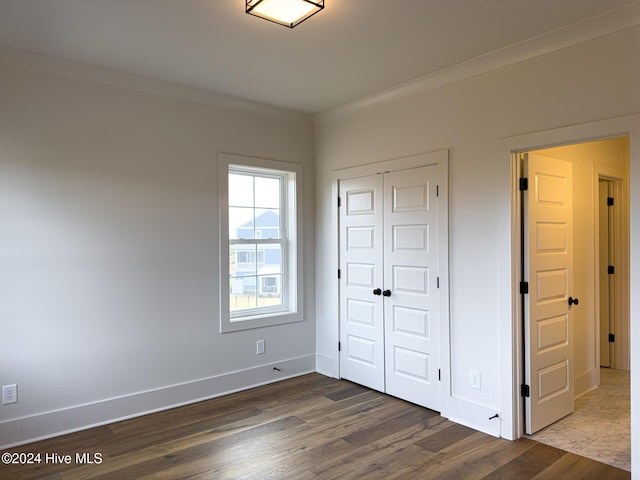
[219, 153, 303, 332]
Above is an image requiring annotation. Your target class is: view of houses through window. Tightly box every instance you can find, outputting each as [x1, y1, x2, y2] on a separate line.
[228, 169, 285, 315]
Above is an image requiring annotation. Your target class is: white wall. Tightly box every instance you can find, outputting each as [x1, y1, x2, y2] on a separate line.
[314, 26, 640, 441]
[0, 52, 316, 447]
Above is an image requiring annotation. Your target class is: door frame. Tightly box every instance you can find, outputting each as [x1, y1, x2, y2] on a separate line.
[598, 177, 614, 369]
[504, 115, 637, 441]
[594, 169, 629, 371]
[333, 150, 451, 415]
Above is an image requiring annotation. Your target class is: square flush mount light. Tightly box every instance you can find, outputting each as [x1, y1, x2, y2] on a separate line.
[246, 0, 324, 28]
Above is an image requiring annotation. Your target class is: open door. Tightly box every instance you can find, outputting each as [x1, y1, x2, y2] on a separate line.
[523, 152, 575, 434]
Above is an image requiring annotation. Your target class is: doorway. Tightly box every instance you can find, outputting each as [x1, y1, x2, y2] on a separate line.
[597, 174, 628, 370]
[531, 367, 630, 470]
[514, 137, 630, 466]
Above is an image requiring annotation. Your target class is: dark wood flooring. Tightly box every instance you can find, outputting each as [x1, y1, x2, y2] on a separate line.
[0, 373, 630, 479]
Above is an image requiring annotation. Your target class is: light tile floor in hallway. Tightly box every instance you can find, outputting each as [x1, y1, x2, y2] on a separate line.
[529, 367, 630, 471]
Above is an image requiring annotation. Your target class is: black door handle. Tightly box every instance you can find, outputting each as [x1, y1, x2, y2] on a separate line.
[383, 289, 391, 297]
[568, 296, 579, 306]
[373, 288, 382, 296]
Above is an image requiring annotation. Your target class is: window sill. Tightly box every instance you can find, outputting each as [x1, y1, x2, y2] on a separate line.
[221, 311, 303, 333]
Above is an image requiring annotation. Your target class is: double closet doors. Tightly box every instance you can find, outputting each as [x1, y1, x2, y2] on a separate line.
[338, 159, 446, 412]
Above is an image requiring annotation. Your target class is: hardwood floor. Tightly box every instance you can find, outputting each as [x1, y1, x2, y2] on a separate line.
[1, 374, 630, 479]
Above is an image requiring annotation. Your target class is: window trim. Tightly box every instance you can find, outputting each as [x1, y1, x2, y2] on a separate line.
[219, 153, 303, 333]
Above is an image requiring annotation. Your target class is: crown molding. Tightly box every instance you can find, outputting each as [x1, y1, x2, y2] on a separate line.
[0, 45, 313, 127]
[314, 1, 640, 127]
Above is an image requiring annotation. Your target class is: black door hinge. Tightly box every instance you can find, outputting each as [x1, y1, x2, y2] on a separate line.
[437, 277, 440, 289]
[608, 265, 615, 275]
[519, 178, 529, 191]
[520, 281, 529, 295]
[338, 341, 341, 352]
[438, 369, 441, 381]
[521, 384, 530, 397]
[338, 269, 341, 279]
[609, 333, 615, 343]
[436, 185, 439, 197]
[338, 196, 342, 207]
[607, 197, 614, 206]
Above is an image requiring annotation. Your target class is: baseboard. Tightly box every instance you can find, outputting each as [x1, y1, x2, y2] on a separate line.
[443, 396, 501, 438]
[575, 368, 600, 398]
[315, 353, 338, 378]
[0, 355, 315, 449]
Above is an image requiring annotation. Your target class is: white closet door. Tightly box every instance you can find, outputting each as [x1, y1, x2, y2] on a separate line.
[339, 174, 385, 392]
[383, 166, 441, 410]
[338, 153, 447, 412]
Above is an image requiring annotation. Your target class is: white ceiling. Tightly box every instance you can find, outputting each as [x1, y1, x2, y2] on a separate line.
[0, 0, 637, 114]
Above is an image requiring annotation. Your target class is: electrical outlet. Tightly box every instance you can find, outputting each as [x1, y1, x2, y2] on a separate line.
[470, 370, 481, 390]
[2, 384, 17, 405]
[256, 339, 265, 355]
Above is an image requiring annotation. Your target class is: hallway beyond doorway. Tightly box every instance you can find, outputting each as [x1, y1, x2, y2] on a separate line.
[529, 367, 630, 471]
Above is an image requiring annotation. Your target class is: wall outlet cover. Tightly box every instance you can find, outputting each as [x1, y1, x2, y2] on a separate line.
[470, 371, 481, 390]
[2, 384, 17, 405]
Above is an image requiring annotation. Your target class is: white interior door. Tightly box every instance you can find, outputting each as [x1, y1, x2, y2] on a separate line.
[523, 152, 575, 434]
[339, 174, 385, 391]
[384, 167, 441, 410]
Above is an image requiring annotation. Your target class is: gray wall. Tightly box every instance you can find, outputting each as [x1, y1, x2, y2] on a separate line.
[0, 55, 316, 446]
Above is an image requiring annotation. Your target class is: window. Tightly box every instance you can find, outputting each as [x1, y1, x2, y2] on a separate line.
[219, 153, 303, 332]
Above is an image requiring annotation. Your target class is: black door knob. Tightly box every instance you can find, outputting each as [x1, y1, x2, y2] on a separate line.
[383, 289, 391, 297]
[568, 296, 579, 306]
[373, 288, 382, 296]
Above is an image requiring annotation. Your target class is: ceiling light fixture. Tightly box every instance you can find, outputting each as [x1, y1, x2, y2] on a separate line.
[246, 0, 324, 28]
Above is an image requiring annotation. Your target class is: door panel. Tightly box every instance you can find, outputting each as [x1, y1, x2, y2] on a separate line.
[536, 269, 567, 301]
[392, 225, 428, 251]
[524, 153, 574, 434]
[393, 266, 429, 293]
[393, 305, 430, 337]
[339, 175, 385, 391]
[384, 166, 441, 410]
[345, 335, 377, 366]
[393, 347, 429, 380]
[537, 315, 568, 352]
[346, 262, 375, 286]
